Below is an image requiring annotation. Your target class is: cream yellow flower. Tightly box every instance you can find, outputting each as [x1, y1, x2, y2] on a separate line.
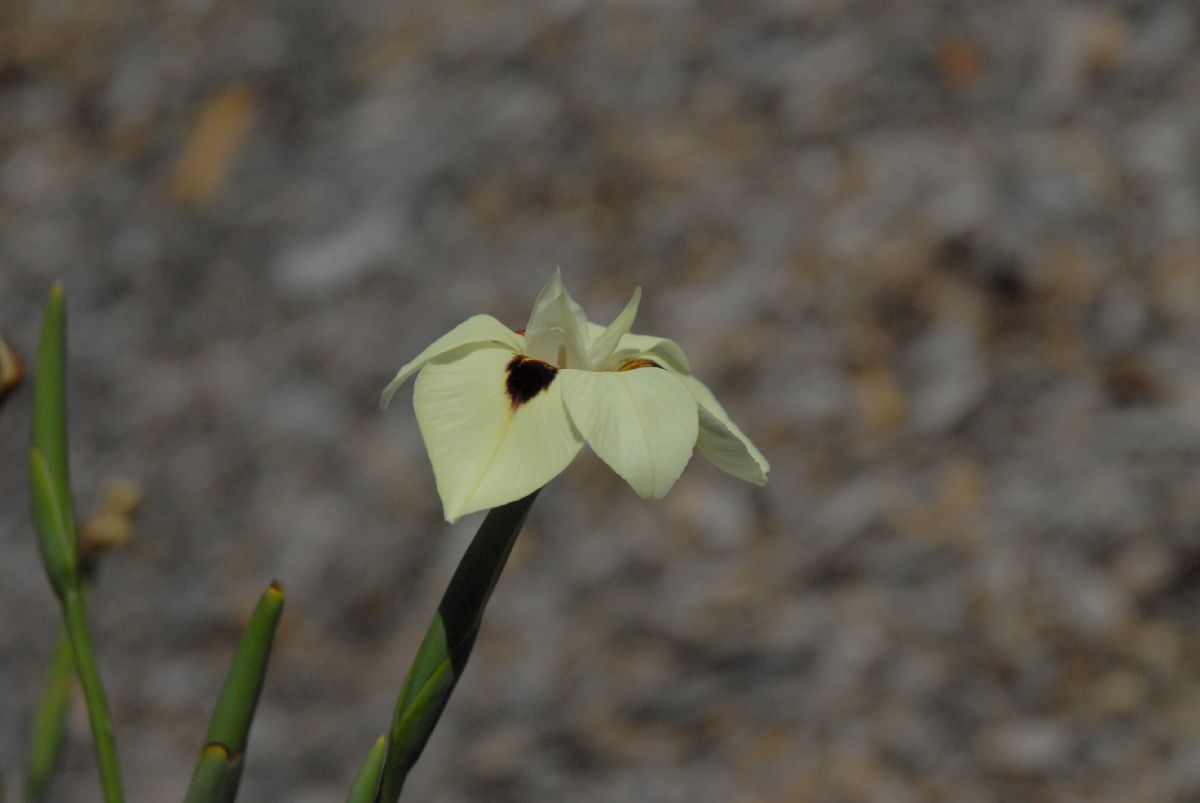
[382, 271, 768, 521]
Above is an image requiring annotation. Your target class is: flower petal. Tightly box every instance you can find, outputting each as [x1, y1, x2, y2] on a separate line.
[560, 366, 698, 499]
[381, 315, 522, 409]
[677, 375, 769, 485]
[586, 287, 641, 369]
[414, 346, 583, 521]
[608, 332, 692, 374]
[529, 269, 588, 330]
[524, 269, 591, 369]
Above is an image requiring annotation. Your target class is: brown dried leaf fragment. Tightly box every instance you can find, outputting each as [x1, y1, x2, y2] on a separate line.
[0, 333, 23, 404]
[169, 83, 258, 205]
[81, 477, 144, 557]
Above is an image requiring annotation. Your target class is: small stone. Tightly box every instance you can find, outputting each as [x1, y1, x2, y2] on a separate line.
[904, 320, 988, 434]
[854, 362, 905, 433]
[467, 724, 536, 775]
[1115, 543, 1174, 597]
[983, 719, 1072, 774]
[667, 477, 757, 550]
[1094, 669, 1149, 717]
[273, 209, 404, 298]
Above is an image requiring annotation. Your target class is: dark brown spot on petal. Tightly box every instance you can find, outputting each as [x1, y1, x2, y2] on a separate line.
[618, 358, 660, 372]
[506, 355, 557, 408]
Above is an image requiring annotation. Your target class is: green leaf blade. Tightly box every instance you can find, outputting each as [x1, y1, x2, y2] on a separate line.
[29, 447, 77, 598]
[182, 745, 242, 803]
[344, 735, 388, 803]
[28, 283, 79, 597]
[185, 582, 284, 802]
[31, 283, 71, 497]
[24, 628, 74, 802]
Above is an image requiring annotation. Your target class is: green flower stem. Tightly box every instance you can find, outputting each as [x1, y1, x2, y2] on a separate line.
[376, 490, 539, 803]
[344, 735, 387, 803]
[184, 582, 285, 803]
[24, 627, 73, 802]
[28, 283, 124, 802]
[61, 585, 124, 803]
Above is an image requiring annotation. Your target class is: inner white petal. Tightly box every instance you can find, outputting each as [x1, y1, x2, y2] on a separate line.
[586, 287, 641, 370]
[524, 273, 591, 368]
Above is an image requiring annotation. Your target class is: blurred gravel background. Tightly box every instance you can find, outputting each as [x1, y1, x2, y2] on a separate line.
[3, 1, 1200, 801]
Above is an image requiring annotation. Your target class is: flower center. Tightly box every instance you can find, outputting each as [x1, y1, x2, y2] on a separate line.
[505, 355, 558, 409]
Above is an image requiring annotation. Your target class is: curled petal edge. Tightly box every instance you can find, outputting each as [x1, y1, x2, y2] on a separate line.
[678, 374, 769, 485]
[381, 314, 523, 409]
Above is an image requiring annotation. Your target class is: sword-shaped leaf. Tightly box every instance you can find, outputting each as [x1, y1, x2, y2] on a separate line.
[182, 745, 241, 803]
[24, 628, 73, 802]
[344, 735, 387, 803]
[183, 582, 284, 803]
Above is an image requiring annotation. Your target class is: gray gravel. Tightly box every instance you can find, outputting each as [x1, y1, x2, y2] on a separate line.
[3, 1, 1200, 801]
